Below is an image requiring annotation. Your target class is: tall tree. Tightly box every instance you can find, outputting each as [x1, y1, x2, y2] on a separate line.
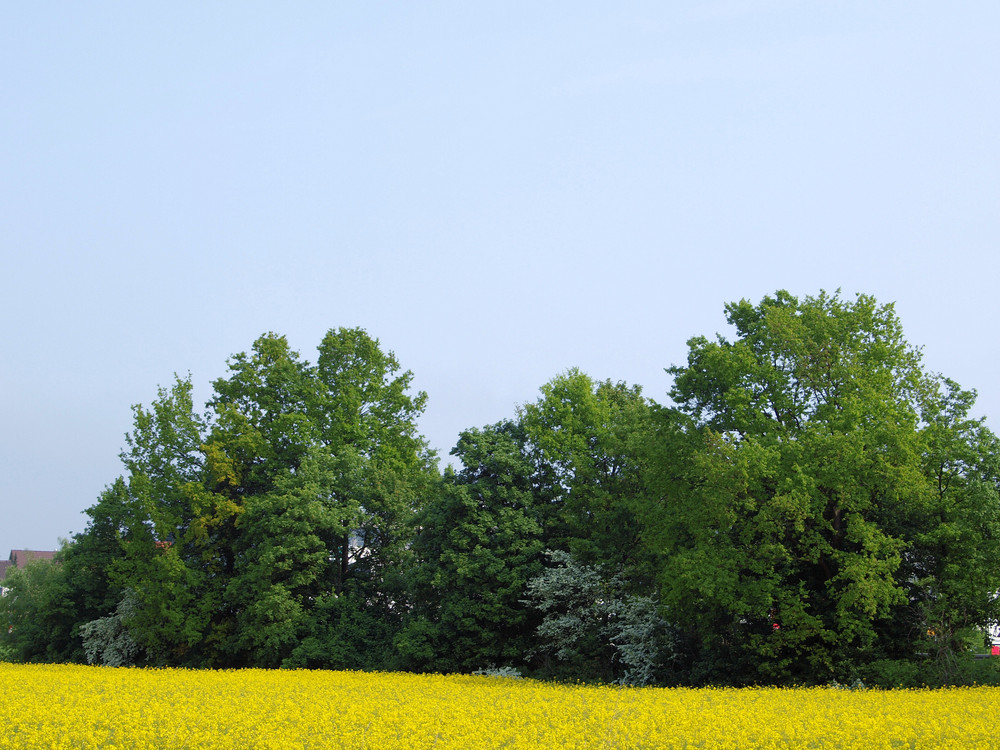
[398, 421, 544, 673]
[520, 369, 652, 579]
[646, 290, 1000, 684]
[61, 327, 432, 669]
[226, 446, 359, 667]
[301, 328, 436, 667]
[80, 378, 211, 666]
[898, 378, 1000, 682]
[313, 328, 432, 593]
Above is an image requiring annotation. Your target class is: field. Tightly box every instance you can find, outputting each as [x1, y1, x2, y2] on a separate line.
[1, 663, 998, 749]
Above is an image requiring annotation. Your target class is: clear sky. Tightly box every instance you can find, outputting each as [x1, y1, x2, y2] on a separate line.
[2, 2, 998, 556]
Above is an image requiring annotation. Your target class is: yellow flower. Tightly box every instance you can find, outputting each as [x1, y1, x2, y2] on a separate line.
[1, 663, 998, 749]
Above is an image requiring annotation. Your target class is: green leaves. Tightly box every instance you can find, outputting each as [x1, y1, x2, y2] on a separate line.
[670, 291, 925, 438]
[66, 327, 432, 668]
[17, 293, 998, 687]
[520, 369, 652, 573]
[401, 422, 544, 673]
[652, 290, 999, 684]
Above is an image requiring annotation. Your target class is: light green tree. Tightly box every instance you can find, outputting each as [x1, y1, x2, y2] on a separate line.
[646, 290, 1000, 684]
[519, 369, 653, 578]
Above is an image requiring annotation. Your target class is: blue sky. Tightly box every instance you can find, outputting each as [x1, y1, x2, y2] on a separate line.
[3, 2, 999, 555]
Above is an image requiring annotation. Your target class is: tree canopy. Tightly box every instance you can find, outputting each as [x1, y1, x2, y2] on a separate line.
[4, 291, 999, 687]
[644, 291, 1000, 684]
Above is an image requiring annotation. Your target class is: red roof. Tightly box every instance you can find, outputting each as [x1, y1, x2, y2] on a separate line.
[9, 550, 57, 565]
[1, 550, 58, 581]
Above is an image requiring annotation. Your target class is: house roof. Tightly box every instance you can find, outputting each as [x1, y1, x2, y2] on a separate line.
[10, 550, 57, 565]
[1, 550, 58, 581]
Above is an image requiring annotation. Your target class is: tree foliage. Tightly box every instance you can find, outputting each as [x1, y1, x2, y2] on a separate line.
[79, 590, 143, 667]
[520, 369, 652, 575]
[399, 422, 544, 673]
[0, 555, 78, 663]
[52, 328, 432, 669]
[645, 290, 1000, 684]
[522, 550, 668, 685]
[8, 291, 999, 687]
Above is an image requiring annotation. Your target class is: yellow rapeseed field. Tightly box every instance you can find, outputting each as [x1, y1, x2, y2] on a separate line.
[1, 663, 997, 749]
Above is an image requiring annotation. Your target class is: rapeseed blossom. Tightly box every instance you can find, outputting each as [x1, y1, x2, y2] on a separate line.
[1, 663, 997, 749]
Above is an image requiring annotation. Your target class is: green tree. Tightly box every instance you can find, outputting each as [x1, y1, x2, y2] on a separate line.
[646, 290, 1000, 684]
[110, 376, 212, 665]
[398, 422, 544, 673]
[293, 328, 435, 668]
[207, 333, 316, 498]
[190, 328, 431, 666]
[313, 328, 433, 598]
[226, 446, 360, 667]
[898, 378, 1000, 683]
[63, 327, 433, 669]
[0, 553, 78, 663]
[55, 478, 136, 660]
[192, 333, 318, 664]
[519, 369, 653, 578]
[121, 374, 207, 533]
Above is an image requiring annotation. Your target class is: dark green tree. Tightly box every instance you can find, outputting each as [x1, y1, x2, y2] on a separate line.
[0, 552, 79, 663]
[226, 446, 360, 667]
[61, 328, 432, 669]
[398, 422, 544, 673]
[291, 328, 436, 668]
[195, 328, 431, 666]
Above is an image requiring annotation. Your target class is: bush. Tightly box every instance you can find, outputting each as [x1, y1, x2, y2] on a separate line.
[856, 659, 922, 689]
[522, 550, 669, 686]
[79, 591, 143, 667]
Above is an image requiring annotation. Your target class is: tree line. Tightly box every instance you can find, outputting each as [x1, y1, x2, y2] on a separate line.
[4, 290, 1000, 687]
